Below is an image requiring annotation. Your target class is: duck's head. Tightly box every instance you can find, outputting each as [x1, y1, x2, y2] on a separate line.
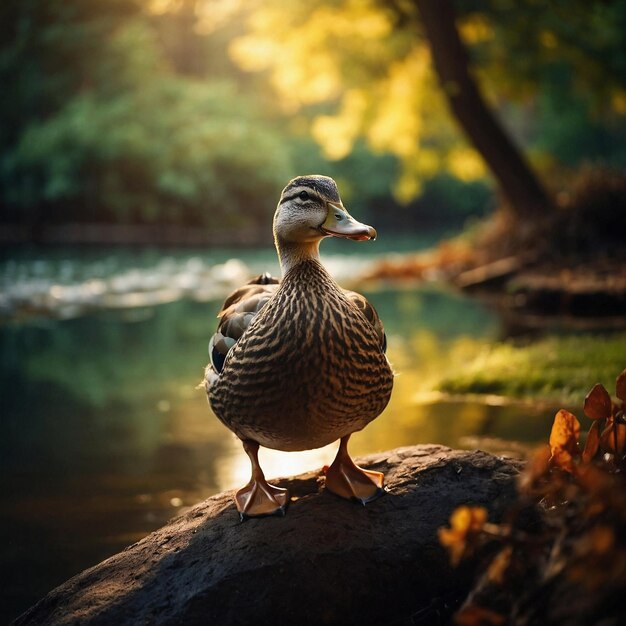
[273, 175, 376, 247]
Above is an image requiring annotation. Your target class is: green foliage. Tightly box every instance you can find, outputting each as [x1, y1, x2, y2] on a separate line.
[462, 0, 626, 103]
[4, 77, 291, 225]
[460, 1, 626, 174]
[0, 4, 291, 226]
[535, 74, 626, 168]
[1, 0, 625, 230]
[227, 0, 626, 204]
[0, 0, 141, 144]
[412, 174, 493, 221]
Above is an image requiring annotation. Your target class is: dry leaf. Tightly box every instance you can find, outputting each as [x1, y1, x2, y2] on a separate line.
[582, 421, 601, 464]
[550, 409, 581, 454]
[551, 448, 578, 474]
[583, 383, 612, 420]
[549, 409, 580, 472]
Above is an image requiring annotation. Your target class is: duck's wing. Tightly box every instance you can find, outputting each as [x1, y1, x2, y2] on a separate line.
[343, 289, 387, 353]
[209, 273, 280, 374]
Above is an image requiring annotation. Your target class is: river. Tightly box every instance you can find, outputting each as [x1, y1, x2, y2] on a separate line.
[0, 236, 561, 621]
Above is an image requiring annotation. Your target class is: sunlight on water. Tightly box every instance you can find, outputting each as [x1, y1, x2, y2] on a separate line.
[219, 444, 339, 492]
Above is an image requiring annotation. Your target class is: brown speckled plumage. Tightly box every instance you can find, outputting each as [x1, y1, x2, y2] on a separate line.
[206, 259, 393, 451]
[202, 172, 397, 524]
[205, 175, 394, 516]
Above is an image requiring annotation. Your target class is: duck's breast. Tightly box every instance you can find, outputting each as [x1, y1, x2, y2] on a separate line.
[209, 261, 393, 450]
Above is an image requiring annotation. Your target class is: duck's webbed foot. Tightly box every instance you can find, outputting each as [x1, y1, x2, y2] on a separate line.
[235, 478, 289, 520]
[324, 434, 385, 504]
[236, 440, 289, 520]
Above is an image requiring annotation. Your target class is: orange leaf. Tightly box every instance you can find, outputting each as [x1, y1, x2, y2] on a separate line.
[551, 448, 578, 473]
[549, 409, 581, 473]
[583, 383, 612, 420]
[550, 409, 581, 455]
[451, 505, 487, 533]
[582, 421, 601, 463]
[438, 506, 487, 566]
[438, 527, 465, 566]
[616, 369, 626, 402]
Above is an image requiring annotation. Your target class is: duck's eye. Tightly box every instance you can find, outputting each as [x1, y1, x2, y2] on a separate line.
[299, 190, 309, 201]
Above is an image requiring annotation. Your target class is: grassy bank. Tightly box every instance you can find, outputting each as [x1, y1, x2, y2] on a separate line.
[437, 333, 626, 403]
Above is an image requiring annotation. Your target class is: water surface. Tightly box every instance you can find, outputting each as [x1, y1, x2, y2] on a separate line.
[0, 240, 560, 621]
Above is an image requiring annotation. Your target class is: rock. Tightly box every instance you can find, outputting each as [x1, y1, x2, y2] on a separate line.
[16, 445, 522, 626]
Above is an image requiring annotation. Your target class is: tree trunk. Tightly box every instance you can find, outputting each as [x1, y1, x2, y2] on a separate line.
[415, 0, 553, 218]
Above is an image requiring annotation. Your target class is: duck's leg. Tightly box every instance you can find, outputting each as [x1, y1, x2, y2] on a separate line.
[235, 439, 289, 520]
[324, 434, 385, 504]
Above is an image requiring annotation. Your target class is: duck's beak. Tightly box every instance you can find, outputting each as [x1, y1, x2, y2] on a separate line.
[320, 202, 377, 241]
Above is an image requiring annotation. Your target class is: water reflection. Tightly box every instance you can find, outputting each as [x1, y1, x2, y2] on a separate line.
[0, 277, 559, 622]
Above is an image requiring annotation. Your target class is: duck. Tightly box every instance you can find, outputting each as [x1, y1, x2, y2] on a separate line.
[204, 175, 394, 519]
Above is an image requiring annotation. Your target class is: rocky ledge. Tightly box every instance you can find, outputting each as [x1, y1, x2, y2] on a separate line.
[16, 445, 523, 626]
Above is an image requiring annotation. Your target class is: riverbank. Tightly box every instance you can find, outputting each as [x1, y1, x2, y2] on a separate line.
[435, 333, 626, 403]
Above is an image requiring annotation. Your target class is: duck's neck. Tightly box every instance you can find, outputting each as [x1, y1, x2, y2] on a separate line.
[275, 236, 323, 277]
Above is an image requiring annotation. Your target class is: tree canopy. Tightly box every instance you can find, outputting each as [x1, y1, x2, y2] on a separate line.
[1, 0, 624, 234]
[0, 0, 295, 229]
[230, 0, 626, 204]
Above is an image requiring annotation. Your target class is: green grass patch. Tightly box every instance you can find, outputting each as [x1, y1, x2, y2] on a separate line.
[437, 333, 626, 403]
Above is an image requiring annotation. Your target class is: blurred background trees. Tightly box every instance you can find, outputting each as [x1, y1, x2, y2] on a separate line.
[1, 0, 625, 241]
[0, 0, 296, 234]
[2, 5, 625, 620]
